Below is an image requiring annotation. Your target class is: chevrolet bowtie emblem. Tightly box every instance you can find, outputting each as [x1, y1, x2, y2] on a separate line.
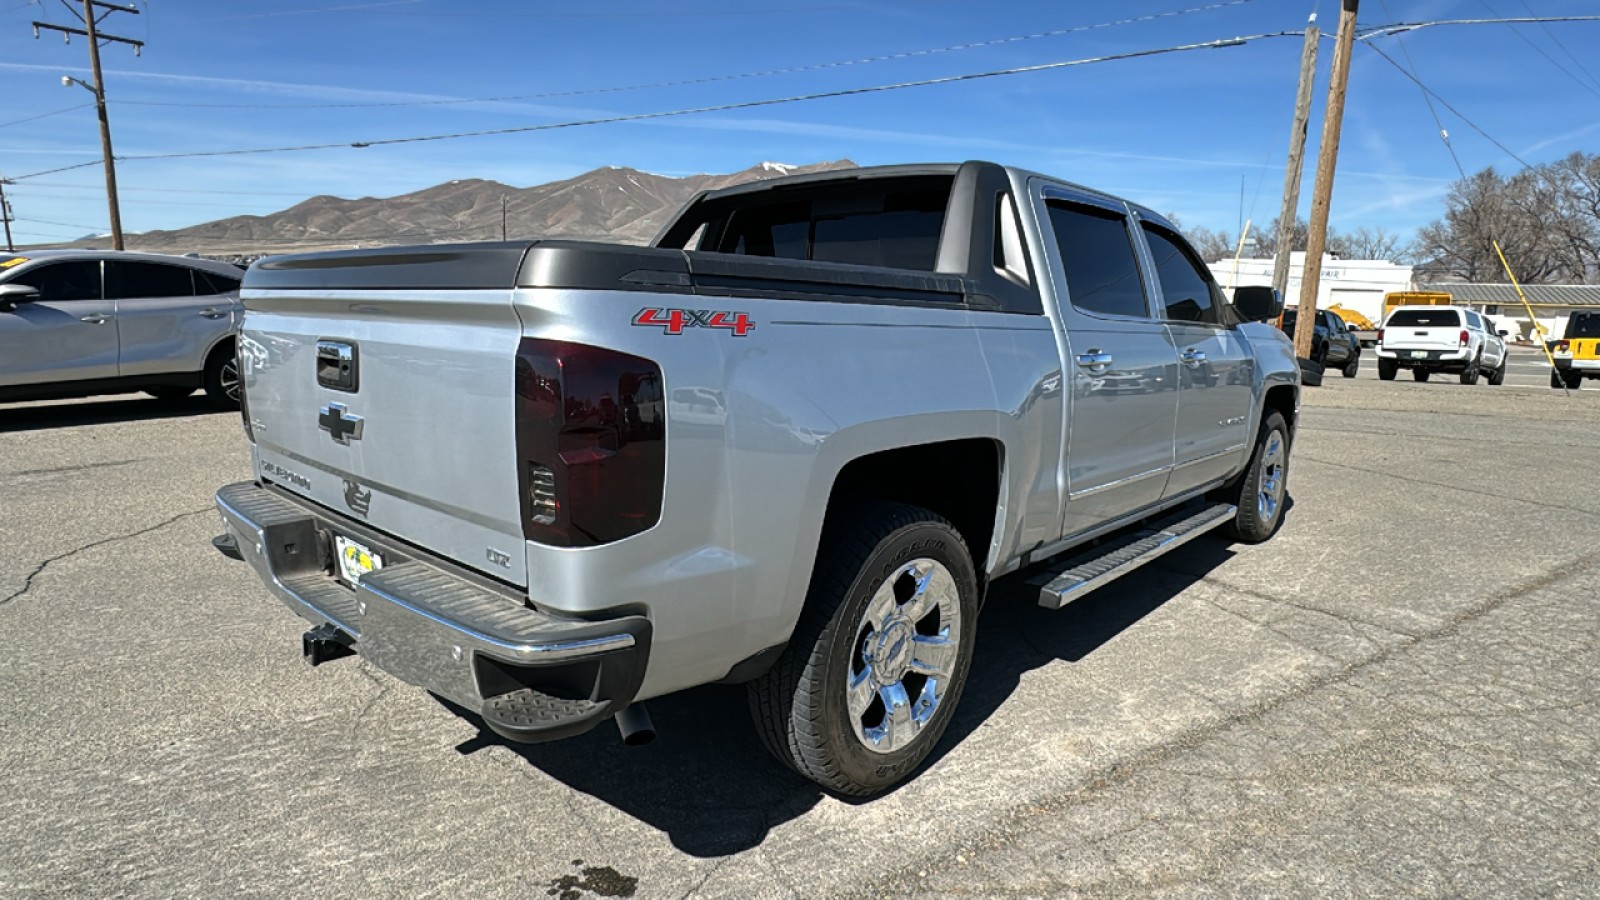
[318, 402, 364, 444]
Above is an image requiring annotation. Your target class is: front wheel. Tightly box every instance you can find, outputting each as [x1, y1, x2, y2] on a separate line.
[1487, 358, 1507, 386]
[1222, 410, 1290, 544]
[748, 503, 979, 796]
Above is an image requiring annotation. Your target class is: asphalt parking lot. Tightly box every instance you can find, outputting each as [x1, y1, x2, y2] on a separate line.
[3, 361, 1597, 898]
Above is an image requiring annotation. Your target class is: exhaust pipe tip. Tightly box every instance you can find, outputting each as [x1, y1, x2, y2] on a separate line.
[614, 703, 655, 746]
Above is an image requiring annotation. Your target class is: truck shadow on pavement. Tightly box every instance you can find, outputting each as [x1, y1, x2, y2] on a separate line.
[0, 396, 222, 432]
[441, 530, 1255, 859]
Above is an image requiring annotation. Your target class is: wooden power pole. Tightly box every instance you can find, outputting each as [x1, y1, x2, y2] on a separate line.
[1295, 0, 1359, 362]
[34, 1, 143, 252]
[1272, 13, 1320, 300]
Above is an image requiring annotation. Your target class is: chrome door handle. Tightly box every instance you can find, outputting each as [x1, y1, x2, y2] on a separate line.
[1076, 351, 1113, 370]
[80, 313, 110, 325]
[198, 307, 227, 319]
[1180, 348, 1206, 367]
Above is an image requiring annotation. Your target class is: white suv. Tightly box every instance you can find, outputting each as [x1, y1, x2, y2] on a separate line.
[1376, 305, 1508, 385]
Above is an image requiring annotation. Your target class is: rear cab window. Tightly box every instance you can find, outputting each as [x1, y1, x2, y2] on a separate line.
[1387, 308, 1462, 328]
[1566, 313, 1600, 338]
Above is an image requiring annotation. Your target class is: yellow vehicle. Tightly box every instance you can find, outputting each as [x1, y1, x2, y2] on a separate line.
[1327, 303, 1377, 332]
[1382, 290, 1452, 320]
[1550, 310, 1600, 389]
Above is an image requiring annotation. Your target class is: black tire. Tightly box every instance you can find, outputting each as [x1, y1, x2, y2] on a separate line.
[1551, 369, 1565, 389]
[1413, 369, 1431, 383]
[1222, 410, 1290, 544]
[1459, 355, 1481, 385]
[1378, 358, 1397, 381]
[1568, 372, 1584, 390]
[1342, 353, 1359, 378]
[144, 386, 195, 401]
[748, 502, 979, 796]
[202, 342, 240, 410]
[1487, 358, 1507, 386]
[1313, 342, 1328, 365]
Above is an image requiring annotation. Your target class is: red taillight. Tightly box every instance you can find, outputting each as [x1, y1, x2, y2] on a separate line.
[1376, 327, 1384, 345]
[1459, 329, 1469, 346]
[1558, 340, 1571, 352]
[515, 339, 665, 547]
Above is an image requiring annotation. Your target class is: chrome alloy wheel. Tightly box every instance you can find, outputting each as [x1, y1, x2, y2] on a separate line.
[1256, 429, 1287, 524]
[220, 357, 241, 403]
[845, 558, 962, 754]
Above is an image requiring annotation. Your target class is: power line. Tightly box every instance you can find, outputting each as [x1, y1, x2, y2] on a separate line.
[117, 1, 1262, 110]
[1516, 0, 1600, 95]
[1358, 40, 1532, 174]
[0, 102, 93, 129]
[11, 31, 1290, 181]
[1476, 0, 1600, 103]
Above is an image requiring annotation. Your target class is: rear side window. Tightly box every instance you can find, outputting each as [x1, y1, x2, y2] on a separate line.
[715, 186, 948, 270]
[1386, 308, 1461, 328]
[1047, 201, 1149, 319]
[1567, 314, 1600, 338]
[194, 269, 242, 295]
[7, 260, 102, 302]
[108, 261, 195, 300]
[1142, 223, 1219, 324]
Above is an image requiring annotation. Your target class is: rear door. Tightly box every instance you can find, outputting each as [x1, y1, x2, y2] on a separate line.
[107, 260, 240, 378]
[1137, 218, 1255, 497]
[0, 259, 116, 386]
[1038, 189, 1178, 538]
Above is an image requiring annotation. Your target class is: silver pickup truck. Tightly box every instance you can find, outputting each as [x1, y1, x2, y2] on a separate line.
[214, 161, 1299, 795]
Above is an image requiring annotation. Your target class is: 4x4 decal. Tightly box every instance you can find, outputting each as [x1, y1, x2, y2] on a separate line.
[633, 307, 755, 337]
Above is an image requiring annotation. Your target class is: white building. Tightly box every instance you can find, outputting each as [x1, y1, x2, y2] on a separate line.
[1208, 252, 1413, 325]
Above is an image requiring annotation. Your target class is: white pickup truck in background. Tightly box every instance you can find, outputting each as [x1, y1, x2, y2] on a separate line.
[1375, 305, 1508, 385]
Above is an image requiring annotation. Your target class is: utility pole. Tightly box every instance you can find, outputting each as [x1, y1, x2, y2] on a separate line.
[34, 1, 143, 252]
[1272, 13, 1320, 300]
[1295, 0, 1358, 362]
[0, 178, 14, 252]
[500, 194, 508, 241]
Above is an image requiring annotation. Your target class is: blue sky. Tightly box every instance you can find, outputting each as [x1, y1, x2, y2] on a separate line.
[1, 0, 1597, 248]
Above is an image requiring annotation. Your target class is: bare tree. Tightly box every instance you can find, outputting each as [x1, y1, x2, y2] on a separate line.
[1411, 155, 1600, 283]
[1334, 226, 1403, 261]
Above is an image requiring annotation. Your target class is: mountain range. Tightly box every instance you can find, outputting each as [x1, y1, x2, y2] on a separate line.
[82, 160, 857, 256]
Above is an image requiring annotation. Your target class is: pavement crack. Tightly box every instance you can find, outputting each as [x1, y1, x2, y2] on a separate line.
[0, 506, 212, 608]
[1298, 452, 1600, 520]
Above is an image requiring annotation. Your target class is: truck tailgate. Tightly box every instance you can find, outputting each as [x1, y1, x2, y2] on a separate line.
[239, 288, 529, 586]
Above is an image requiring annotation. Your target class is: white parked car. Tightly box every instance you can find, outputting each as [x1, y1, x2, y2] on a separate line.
[0, 249, 244, 408]
[1375, 305, 1508, 385]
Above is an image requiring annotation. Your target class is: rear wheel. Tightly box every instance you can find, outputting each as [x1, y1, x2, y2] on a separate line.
[1378, 358, 1397, 381]
[1551, 369, 1565, 389]
[1413, 368, 1431, 382]
[202, 343, 240, 410]
[1342, 353, 1360, 378]
[748, 502, 979, 796]
[1222, 410, 1289, 544]
[1459, 355, 1481, 385]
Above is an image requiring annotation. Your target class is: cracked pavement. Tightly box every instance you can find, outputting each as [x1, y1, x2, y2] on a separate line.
[2, 369, 1597, 898]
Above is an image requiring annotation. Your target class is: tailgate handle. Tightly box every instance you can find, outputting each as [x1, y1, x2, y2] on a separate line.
[316, 340, 359, 392]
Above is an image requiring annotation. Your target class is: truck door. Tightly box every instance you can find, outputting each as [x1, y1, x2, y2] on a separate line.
[1135, 218, 1255, 497]
[1038, 192, 1178, 538]
[0, 259, 116, 387]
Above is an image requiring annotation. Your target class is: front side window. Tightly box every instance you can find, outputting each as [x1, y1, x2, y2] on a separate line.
[1046, 200, 1149, 319]
[1141, 223, 1219, 324]
[6, 260, 102, 302]
[108, 261, 195, 300]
